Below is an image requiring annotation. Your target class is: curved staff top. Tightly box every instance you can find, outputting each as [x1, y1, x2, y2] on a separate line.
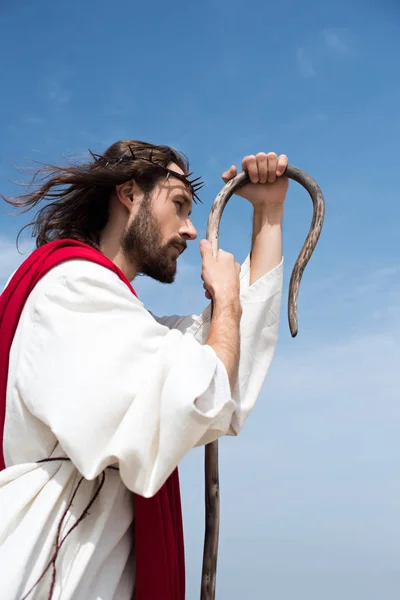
[201, 164, 326, 600]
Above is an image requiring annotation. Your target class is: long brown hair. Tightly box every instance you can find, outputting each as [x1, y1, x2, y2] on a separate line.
[2, 140, 203, 249]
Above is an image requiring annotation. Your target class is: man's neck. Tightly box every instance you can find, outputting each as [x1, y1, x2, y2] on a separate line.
[100, 229, 137, 282]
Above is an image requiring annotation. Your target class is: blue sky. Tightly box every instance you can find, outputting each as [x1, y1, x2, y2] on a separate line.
[1, 0, 400, 598]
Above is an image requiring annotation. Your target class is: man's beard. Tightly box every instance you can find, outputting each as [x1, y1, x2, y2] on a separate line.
[121, 198, 182, 284]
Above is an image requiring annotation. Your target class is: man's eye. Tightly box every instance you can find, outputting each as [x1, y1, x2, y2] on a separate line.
[174, 201, 183, 209]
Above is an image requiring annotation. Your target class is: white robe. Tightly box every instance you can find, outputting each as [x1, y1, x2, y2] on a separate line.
[0, 254, 283, 600]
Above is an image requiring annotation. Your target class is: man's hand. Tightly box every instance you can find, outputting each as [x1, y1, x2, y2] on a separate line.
[200, 239, 241, 310]
[222, 152, 288, 284]
[222, 152, 289, 209]
[201, 239, 241, 393]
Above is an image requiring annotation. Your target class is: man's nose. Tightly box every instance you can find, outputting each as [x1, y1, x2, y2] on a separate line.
[180, 219, 198, 241]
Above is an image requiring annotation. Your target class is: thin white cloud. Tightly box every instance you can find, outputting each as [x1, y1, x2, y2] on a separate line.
[20, 115, 45, 126]
[296, 261, 400, 335]
[103, 104, 125, 117]
[180, 259, 400, 600]
[296, 48, 316, 78]
[296, 28, 352, 78]
[47, 78, 71, 105]
[322, 29, 349, 54]
[282, 111, 328, 132]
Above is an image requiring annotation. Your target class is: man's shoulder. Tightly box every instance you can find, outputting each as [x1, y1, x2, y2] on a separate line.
[39, 258, 127, 287]
[25, 259, 143, 312]
[44, 257, 116, 281]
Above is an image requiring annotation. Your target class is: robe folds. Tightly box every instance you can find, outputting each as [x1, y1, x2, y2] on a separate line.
[0, 239, 283, 599]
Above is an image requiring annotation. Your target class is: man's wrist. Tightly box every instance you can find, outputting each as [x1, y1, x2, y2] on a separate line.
[252, 204, 284, 226]
[212, 296, 242, 319]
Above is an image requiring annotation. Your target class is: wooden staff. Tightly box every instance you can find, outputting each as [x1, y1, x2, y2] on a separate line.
[200, 165, 325, 600]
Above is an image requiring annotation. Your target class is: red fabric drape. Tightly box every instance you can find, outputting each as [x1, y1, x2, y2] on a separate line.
[0, 239, 185, 600]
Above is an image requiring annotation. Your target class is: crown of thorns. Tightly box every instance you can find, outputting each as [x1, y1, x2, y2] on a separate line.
[90, 146, 204, 203]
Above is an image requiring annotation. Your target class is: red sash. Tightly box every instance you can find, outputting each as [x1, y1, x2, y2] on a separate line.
[0, 239, 185, 600]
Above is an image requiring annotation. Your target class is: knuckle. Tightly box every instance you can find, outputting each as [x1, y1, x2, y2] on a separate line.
[220, 249, 234, 259]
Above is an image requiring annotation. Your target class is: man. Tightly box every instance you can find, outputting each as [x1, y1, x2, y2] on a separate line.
[0, 140, 288, 599]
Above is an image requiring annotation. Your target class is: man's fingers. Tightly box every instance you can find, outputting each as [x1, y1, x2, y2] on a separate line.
[256, 152, 269, 184]
[242, 155, 258, 183]
[201, 242, 236, 266]
[203, 281, 212, 300]
[225, 153, 288, 186]
[266, 152, 278, 183]
[200, 239, 212, 260]
[222, 165, 237, 183]
[277, 154, 288, 176]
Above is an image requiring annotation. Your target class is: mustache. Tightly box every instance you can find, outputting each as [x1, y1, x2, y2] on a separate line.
[168, 238, 187, 253]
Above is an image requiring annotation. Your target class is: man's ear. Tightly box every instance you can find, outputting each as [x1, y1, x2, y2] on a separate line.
[115, 180, 141, 211]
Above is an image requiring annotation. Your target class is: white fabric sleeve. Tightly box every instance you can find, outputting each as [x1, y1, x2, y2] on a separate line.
[16, 261, 234, 498]
[152, 254, 253, 332]
[153, 255, 284, 440]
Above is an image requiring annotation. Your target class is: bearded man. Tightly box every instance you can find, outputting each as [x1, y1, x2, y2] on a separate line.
[0, 140, 288, 600]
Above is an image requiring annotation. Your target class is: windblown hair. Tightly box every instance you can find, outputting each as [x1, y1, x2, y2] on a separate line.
[2, 140, 204, 249]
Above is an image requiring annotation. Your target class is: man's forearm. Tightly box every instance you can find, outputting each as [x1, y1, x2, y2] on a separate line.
[205, 300, 241, 394]
[250, 205, 283, 285]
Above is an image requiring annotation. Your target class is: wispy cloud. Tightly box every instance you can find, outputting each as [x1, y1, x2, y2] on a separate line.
[181, 256, 400, 600]
[47, 78, 71, 105]
[19, 115, 45, 126]
[102, 87, 133, 117]
[296, 48, 316, 78]
[103, 104, 125, 117]
[297, 261, 400, 333]
[296, 28, 351, 78]
[322, 28, 349, 54]
[282, 111, 328, 132]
